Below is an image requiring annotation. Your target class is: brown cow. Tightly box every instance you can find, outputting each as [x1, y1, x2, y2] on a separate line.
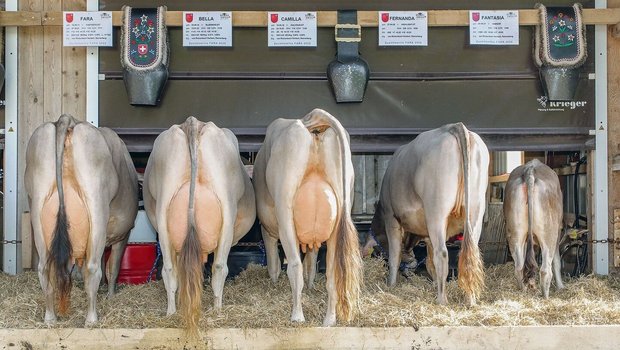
[143, 117, 256, 333]
[377, 123, 489, 306]
[25, 115, 138, 325]
[253, 109, 362, 326]
[504, 159, 565, 297]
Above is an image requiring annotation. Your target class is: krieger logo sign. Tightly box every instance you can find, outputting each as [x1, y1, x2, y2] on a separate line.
[537, 96, 587, 112]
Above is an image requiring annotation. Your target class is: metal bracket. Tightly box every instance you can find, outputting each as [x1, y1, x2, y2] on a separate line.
[335, 24, 361, 42]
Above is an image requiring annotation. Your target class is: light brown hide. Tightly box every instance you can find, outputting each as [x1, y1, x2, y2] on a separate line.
[166, 181, 222, 261]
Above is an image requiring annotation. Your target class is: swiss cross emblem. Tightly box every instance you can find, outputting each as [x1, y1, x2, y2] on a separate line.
[271, 13, 279, 23]
[381, 13, 389, 23]
[66, 13, 74, 23]
[138, 44, 148, 55]
[472, 12, 480, 22]
[186, 13, 193, 23]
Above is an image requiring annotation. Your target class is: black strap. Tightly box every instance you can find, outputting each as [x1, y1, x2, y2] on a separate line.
[336, 10, 361, 62]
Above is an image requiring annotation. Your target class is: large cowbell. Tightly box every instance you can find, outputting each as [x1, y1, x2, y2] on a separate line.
[327, 10, 369, 103]
[533, 4, 586, 102]
[121, 6, 169, 106]
[539, 66, 581, 101]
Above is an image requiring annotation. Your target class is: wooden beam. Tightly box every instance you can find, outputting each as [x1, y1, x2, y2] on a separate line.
[489, 173, 510, 183]
[0, 11, 40, 26]
[20, 212, 32, 270]
[609, 0, 620, 272]
[30, 8, 620, 27]
[1, 326, 620, 350]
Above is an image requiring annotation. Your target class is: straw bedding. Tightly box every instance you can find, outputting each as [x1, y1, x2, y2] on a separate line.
[0, 258, 618, 329]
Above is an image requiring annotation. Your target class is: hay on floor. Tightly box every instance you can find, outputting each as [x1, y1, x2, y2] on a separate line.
[0, 258, 619, 329]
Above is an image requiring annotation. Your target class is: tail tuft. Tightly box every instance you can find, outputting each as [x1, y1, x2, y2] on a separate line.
[334, 215, 363, 322]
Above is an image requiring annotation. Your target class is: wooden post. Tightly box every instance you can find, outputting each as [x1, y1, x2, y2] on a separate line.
[61, 0, 86, 120]
[21, 212, 32, 269]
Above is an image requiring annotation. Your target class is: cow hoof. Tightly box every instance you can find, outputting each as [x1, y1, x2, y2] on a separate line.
[85, 315, 98, 327]
[44, 314, 57, 326]
[322, 316, 336, 327]
[166, 306, 176, 316]
[291, 314, 305, 323]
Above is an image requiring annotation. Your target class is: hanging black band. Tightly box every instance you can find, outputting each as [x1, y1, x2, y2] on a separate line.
[327, 9, 369, 103]
[335, 10, 361, 62]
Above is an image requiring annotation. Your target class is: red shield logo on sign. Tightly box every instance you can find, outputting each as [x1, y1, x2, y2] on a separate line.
[271, 13, 279, 23]
[472, 12, 480, 22]
[186, 13, 193, 23]
[138, 44, 148, 55]
[66, 13, 74, 23]
[381, 13, 389, 23]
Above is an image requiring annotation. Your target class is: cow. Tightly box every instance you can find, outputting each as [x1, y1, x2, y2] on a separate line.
[376, 122, 489, 306]
[143, 116, 256, 333]
[503, 159, 565, 297]
[24, 114, 139, 326]
[253, 108, 362, 326]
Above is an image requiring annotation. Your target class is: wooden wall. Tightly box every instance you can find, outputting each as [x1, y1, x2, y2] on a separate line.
[16, 0, 86, 261]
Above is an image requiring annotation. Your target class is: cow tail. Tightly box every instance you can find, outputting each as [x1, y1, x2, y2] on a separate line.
[523, 166, 538, 286]
[303, 109, 362, 322]
[46, 114, 74, 315]
[178, 117, 203, 334]
[453, 123, 485, 303]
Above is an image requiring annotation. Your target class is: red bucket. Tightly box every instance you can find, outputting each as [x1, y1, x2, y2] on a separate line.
[104, 243, 158, 285]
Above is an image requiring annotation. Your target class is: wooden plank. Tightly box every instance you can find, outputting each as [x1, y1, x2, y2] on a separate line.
[43, 0, 62, 122]
[20, 212, 32, 270]
[61, 0, 86, 120]
[0, 326, 619, 350]
[0, 10, 40, 26]
[36, 8, 620, 27]
[17, 0, 45, 265]
[489, 173, 510, 183]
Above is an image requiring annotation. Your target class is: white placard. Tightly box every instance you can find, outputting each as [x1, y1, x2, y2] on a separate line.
[183, 12, 232, 47]
[378, 11, 428, 46]
[63, 11, 113, 47]
[268, 12, 317, 47]
[469, 10, 519, 45]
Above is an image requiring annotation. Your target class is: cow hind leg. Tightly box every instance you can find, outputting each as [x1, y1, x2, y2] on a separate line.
[106, 234, 130, 297]
[303, 248, 318, 290]
[161, 243, 179, 316]
[539, 244, 554, 298]
[279, 220, 305, 323]
[212, 209, 235, 310]
[37, 253, 57, 324]
[553, 241, 565, 290]
[262, 227, 281, 282]
[83, 221, 107, 326]
[509, 237, 526, 291]
[427, 220, 449, 305]
[425, 240, 437, 282]
[385, 215, 403, 287]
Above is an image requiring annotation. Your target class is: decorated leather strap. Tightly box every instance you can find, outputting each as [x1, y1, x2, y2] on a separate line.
[534, 3, 586, 68]
[121, 6, 168, 71]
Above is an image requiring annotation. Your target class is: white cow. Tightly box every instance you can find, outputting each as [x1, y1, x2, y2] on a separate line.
[25, 114, 138, 326]
[504, 159, 565, 297]
[253, 108, 362, 326]
[143, 116, 256, 332]
[378, 122, 489, 306]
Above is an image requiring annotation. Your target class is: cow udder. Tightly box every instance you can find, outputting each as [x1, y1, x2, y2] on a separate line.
[167, 181, 222, 261]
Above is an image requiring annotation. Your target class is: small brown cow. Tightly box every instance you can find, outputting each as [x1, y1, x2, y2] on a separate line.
[504, 159, 565, 297]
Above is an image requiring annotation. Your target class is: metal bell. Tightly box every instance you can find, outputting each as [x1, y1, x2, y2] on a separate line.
[539, 66, 580, 102]
[327, 57, 370, 103]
